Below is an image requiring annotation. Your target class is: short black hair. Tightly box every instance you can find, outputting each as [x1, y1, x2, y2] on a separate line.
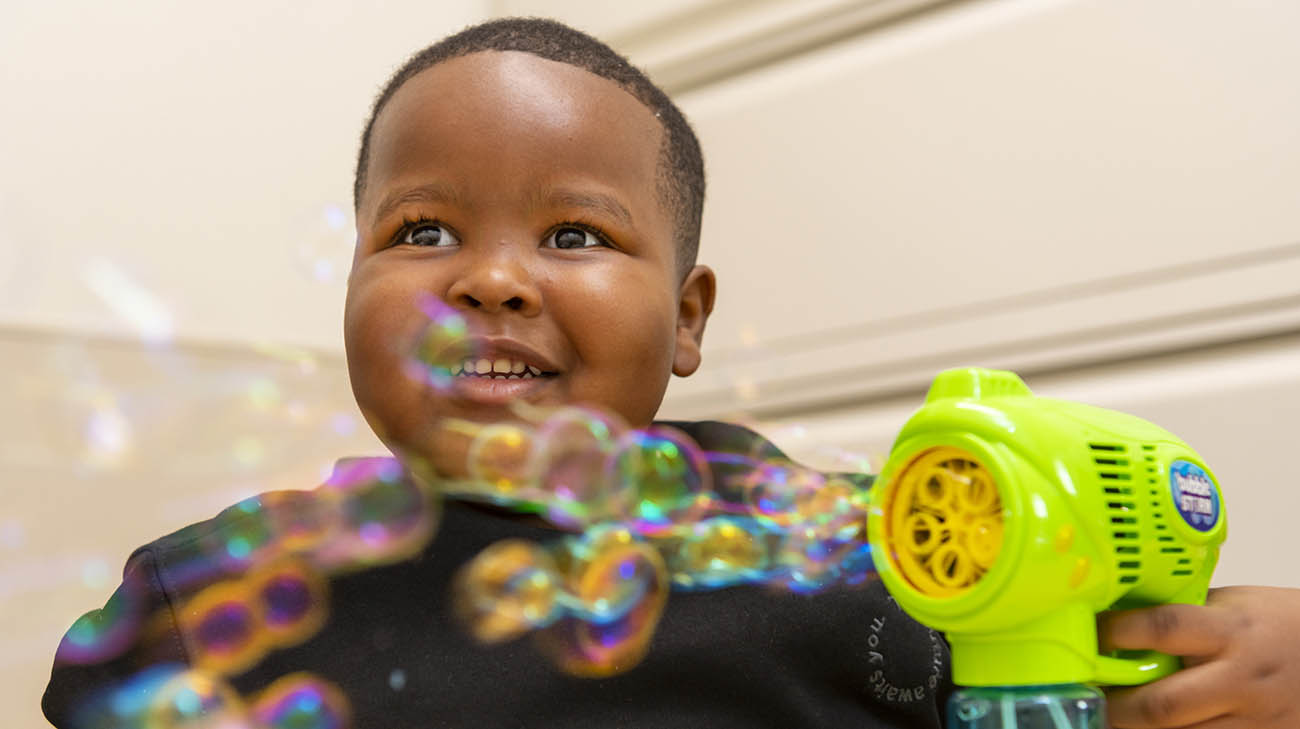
[354, 17, 705, 272]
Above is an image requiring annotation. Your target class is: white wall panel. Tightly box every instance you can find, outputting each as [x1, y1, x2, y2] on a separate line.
[659, 0, 1300, 418]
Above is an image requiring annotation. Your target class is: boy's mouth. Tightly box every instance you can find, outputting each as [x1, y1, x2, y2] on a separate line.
[443, 338, 560, 405]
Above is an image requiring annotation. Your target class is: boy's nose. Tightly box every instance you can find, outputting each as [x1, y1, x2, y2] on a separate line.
[446, 254, 542, 316]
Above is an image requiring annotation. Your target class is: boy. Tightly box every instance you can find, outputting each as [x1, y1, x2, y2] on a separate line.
[43, 17, 1300, 729]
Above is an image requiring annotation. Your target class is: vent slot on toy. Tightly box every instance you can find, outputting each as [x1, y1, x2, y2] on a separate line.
[1090, 443, 1142, 586]
[1140, 444, 1194, 578]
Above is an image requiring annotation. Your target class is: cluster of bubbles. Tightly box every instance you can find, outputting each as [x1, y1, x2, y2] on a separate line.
[72, 664, 349, 729]
[59, 458, 439, 729]
[66, 293, 882, 725]
[440, 407, 876, 675]
[405, 298, 877, 675]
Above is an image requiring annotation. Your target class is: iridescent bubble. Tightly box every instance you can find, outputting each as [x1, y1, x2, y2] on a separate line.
[181, 582, 266, 676]
[405, 295, 474, 392]
[244, 378, 282, 413]
[467, 424, 536, 496]
[776, 524, 872, 594]
[203, 497, 278, 570]
[145, 669, 250, 729]
[531, 407, 625, 528]
[251, 673, 351, 729]
[315, 458, 438, 569]
[669, 516, 773, 590]
[294, 204, 354, 285]
[165, 537, 237, 595]
[72, 664, 185, 728]
[454, 539, 560, 644]
[794, 477, 866, 538]
[775, 480, 872, 593]
[81, 557, 112, 590]
[700, 451, 762, 513]
[57, 571, 147, 664]
[538, 527, 668, 677]
[260, 490, 339, 556]
[329, 412, 357, 437]
[742, 460, 825, 527]
[84, 395, 132, 468]
[250, 559, 328, 649]
[231, 436, 265, 468]
[604, 426, 710, 536]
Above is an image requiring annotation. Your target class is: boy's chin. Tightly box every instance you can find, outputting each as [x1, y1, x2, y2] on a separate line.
[386, 425, 475, 483]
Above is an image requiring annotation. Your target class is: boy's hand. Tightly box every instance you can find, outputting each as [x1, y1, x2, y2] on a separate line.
[1098, 586, 1300, 728]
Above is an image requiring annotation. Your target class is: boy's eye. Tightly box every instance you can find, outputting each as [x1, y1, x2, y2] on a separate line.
[545, 226, 606, 250]
[401, 222, 458, 248]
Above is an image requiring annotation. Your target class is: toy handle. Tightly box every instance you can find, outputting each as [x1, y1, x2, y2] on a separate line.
[1094, 650, 1181, 685]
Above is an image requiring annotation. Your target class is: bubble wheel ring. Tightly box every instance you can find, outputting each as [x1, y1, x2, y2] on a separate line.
[885, 447, 1004, 598]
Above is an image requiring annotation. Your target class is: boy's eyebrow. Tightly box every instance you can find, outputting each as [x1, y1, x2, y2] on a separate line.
[372, 182, 462, 223]
[536, 187, 634, 228]
[372, 183, 635, 229]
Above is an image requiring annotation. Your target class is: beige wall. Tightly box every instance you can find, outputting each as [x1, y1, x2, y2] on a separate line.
[4, 0, 1299, 724]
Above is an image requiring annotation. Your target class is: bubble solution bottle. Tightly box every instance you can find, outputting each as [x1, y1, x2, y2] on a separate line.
[948, 684, 1104, 729]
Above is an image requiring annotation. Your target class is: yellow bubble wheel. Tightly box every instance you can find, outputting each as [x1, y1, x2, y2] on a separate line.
[885, 447, 1003, 598]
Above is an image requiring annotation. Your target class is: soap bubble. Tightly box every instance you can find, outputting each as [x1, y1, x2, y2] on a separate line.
[454, 539, 560, 644]
[251, 673, 351, 729]
[181, 582, 267, 676]
[145, 669, 250, 729]
[294, 204, 354, 285]
[164, 536, 241, 596]
[312, 458, 438, 570]
[405, 295, 474, 392]
[260, 489, 339, 556]
[668, 516, 773, 590]
[251, 559, 328, 649]
[84, 395, 133, 468]
[531, 407, 625, 528]
[742, 460, 825, 527]
[203, 497, 278, 570]
[604, 427, 710, 536]
[57, 570, 149, 664]
[72, 664, 187, 729]
[776, 478, 872, 592]
[467, 423, 536, 495]
[537, 527, 668, 677]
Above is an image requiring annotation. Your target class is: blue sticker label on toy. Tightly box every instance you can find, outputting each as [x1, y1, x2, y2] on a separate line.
[1169, 460, 1219, 532]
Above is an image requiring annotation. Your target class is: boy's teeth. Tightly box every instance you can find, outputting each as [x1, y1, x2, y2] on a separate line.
[455, 357, 545, 378]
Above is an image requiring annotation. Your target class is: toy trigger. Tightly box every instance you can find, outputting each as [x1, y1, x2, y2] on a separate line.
[1093, 650, 1181, 685]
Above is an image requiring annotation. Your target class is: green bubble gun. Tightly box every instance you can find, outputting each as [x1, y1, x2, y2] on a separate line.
[866, 368, 1227, 728]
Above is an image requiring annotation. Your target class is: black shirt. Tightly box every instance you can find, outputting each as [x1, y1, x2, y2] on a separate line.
[43, 420, 953, 728]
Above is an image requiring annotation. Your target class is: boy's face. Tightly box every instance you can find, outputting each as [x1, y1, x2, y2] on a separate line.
[345, 51, 714, 475]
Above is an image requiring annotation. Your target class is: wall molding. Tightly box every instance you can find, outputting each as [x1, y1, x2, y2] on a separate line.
[661, 241, 1300, 419]
[489, 0, 965, 94]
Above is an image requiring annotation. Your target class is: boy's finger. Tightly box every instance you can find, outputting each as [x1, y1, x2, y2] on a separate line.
[1098, 604, 1230, 656]
[1105, 661, 1238, 728]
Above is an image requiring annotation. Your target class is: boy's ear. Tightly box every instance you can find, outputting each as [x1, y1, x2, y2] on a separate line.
[672, 265, 716, 377]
